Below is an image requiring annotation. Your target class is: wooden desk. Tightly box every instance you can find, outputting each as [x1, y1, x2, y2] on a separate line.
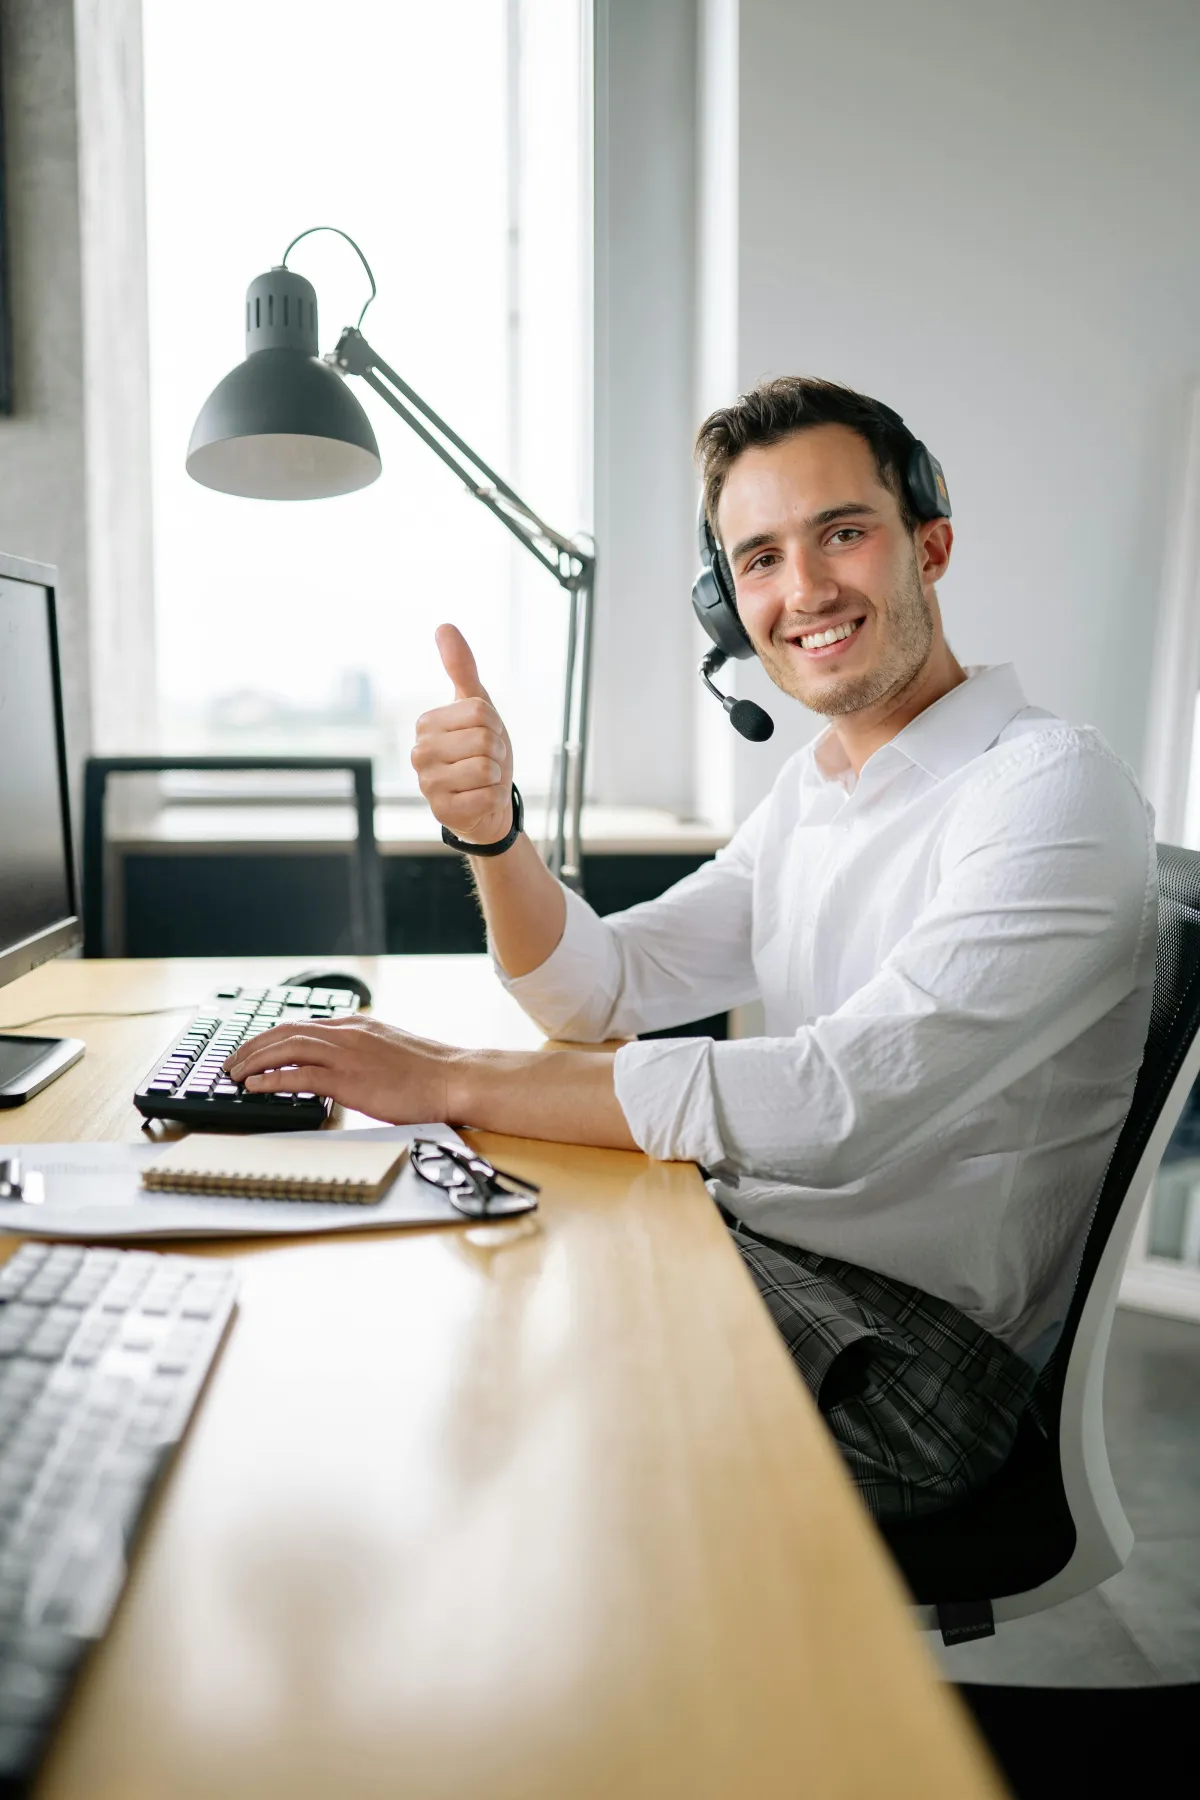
[0, 957, 1004, 1800]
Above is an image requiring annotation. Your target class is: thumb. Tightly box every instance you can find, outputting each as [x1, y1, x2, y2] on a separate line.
[436, 623, 490, 702]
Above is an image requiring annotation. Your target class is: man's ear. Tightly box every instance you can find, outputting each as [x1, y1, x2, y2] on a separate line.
[916, 517, 953, 586]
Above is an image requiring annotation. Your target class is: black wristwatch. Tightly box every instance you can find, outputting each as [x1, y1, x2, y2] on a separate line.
[441, 783, 524, 857]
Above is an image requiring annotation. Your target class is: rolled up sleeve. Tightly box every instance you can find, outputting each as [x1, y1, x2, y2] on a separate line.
[491, 885, 626, 1040]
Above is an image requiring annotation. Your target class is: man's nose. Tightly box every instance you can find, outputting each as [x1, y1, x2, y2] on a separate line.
[783, 545, 838, 612]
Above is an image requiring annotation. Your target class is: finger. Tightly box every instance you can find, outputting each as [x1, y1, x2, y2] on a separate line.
[436, 624, 490, 703]
[411, 723, 505, 774]
[222, 1024, 333, 1070]
[427, 725, 507, 764]
[243, 1065, 335, 1096]
[431, 788, 508, 832]
[228, 1033, 341, 1078]
[415, 698, 498, 737]
[441, 756, 504, 794]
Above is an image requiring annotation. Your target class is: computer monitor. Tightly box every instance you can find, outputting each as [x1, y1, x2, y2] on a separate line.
[0, 552, 80, 988]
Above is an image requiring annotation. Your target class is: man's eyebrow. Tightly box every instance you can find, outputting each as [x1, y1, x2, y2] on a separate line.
[809, 502, 880, 529]
[726, 503, 879, 565]
[726, 531, 774, 564]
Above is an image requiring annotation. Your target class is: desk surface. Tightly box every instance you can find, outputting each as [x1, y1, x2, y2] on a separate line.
[0, 957, 1003, 1800]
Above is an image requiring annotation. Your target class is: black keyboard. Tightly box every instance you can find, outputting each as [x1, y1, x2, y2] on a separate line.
[134, 983, 361, 1131]
[0, 1241, 237, 1793]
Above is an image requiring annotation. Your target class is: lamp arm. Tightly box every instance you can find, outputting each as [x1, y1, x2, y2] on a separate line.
[330, 327, 592, 589]
[328, 325, 595, 890]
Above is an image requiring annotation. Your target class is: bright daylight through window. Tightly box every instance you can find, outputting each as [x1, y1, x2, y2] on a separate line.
[142, 0, 589, 803]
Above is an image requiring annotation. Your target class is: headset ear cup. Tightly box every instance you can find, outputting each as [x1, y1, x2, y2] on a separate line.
[693, 502, 754, 659]
[714, 545, 737, 610]
[906, 443, 952, 521]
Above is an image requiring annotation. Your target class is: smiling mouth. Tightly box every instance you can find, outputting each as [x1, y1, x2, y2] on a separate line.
[789, 617, 865, 656]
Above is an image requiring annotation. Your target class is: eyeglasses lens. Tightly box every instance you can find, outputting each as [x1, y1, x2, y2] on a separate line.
[411, 1141, 538, 1219]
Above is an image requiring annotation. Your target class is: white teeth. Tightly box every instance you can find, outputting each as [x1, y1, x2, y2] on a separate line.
[798, 619, 861, 651]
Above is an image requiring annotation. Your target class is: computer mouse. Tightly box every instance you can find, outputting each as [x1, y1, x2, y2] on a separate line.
[283, 968, 373, 1009]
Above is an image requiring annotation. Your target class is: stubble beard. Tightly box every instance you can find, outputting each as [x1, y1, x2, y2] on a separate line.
[761, 552, 934, 720]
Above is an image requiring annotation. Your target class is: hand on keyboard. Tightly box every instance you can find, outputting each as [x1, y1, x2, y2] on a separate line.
[226, 1015, 458, 1126]
[135, 985, 361, 1130]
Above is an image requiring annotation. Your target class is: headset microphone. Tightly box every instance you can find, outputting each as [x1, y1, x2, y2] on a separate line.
[700, 648, 775, 742]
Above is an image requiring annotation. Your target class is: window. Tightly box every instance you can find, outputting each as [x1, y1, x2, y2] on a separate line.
[142, 0, 589, 799]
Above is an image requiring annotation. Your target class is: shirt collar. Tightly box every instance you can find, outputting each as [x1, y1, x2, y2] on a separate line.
[808, 664, 1029, 789]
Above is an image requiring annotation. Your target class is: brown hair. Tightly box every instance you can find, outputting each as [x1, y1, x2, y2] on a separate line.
[695, 375, 920, 538]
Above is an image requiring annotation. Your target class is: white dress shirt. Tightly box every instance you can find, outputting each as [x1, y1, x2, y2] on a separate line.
[498, 666, 1157, 1358]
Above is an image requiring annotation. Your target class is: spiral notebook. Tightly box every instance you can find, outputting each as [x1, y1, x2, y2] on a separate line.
[141, 1135, 408, 1204]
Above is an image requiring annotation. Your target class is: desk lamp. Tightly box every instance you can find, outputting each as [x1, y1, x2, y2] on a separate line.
[186, 228, 595, 892]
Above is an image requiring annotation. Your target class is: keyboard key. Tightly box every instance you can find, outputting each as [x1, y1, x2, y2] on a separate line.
[180, 1293, 222, 1321]
[0, 1258, 39, 1303]
[138, 1287, 184, 1318]
[24, 1315, 81, 1362]
[22, 1257, 84, 1308]
[0, 1310, 38, 1358]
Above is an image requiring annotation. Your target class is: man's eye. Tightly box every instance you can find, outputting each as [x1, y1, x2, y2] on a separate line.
[828, 528, 864, 547]
[746, 550, 780, 572]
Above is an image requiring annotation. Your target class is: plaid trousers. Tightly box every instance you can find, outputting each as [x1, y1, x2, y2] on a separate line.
[724, 1212, 1039, 1522]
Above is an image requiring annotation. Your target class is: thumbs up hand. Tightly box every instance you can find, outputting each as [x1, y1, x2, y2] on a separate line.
[411, 625, 516, 846]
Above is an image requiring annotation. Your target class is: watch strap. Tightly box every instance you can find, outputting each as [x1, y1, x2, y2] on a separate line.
[441, 783, 524, 857]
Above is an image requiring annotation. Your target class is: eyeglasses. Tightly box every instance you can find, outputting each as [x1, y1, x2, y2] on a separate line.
[410, 1137, 540, 1220]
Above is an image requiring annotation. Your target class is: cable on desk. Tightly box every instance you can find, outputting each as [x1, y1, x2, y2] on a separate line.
[0, 1005, 200, 1032]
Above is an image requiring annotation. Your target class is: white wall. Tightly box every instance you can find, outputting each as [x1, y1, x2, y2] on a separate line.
[720, 0, 1200, 820]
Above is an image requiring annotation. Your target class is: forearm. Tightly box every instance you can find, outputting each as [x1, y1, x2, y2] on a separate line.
[466, 832, 567, 977]
[449, 1045, 639, 1151]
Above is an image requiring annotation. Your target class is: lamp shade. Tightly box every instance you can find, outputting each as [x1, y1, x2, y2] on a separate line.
[186, 267, 382, 500]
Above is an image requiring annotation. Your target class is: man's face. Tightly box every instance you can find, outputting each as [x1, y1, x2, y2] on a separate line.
[715, 424, 945, 718]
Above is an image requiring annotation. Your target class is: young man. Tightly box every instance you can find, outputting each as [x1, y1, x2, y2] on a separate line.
[228, 378, 1157, 1521]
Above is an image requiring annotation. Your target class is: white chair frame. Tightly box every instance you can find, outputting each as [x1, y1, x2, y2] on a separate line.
[914, 1028, 1200, 1632]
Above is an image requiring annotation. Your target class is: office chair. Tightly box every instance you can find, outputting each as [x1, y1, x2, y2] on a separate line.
[880, 844, 1200, 1644]
[81, 756, 386, 957]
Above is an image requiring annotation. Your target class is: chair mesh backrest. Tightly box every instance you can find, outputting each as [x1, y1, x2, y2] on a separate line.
[1037, 843, 1200, 1421]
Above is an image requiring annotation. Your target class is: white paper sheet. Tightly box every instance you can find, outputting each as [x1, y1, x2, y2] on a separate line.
[0, 1126, 471, 1240]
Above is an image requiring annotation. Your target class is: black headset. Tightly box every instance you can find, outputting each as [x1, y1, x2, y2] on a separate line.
[692, 415, 951, 741]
